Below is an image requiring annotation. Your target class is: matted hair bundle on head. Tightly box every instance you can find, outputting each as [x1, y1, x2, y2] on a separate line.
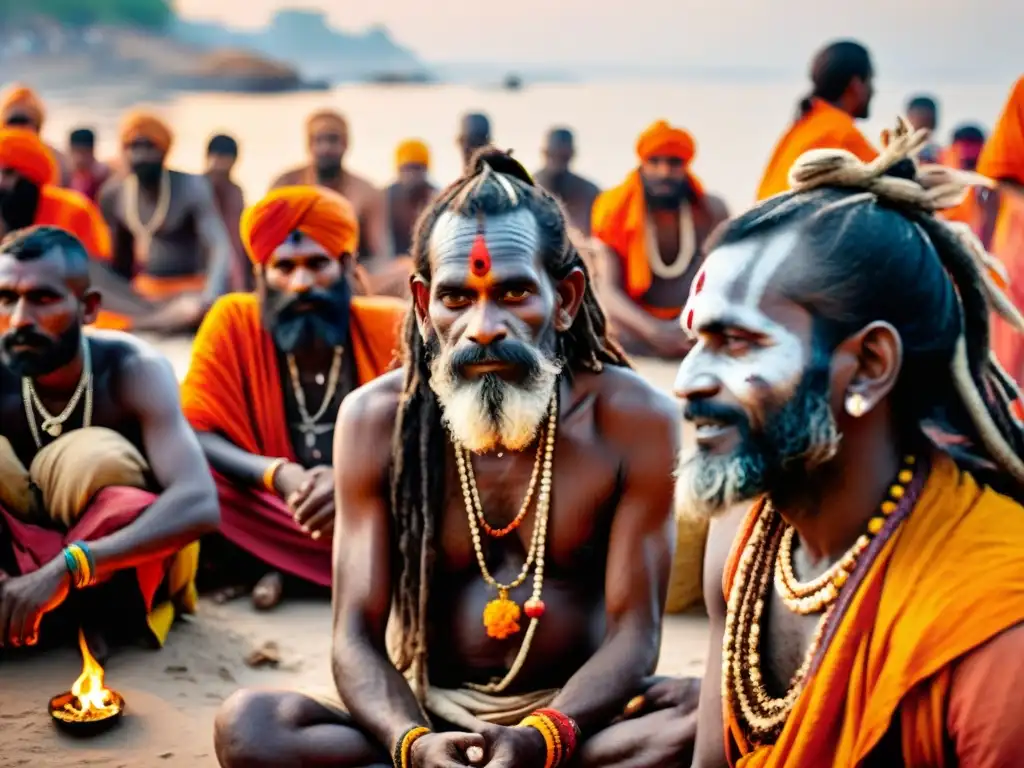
[723, 116, 1024, 495]
[388, 147, 627, 704]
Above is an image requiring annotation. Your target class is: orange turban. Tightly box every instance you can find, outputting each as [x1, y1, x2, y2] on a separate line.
[240, 186, 360, 266]
[636, 120, 696, 164]
[396, 139, 430, 169]
[0, 85, 45, 129]
[977, 77, 1024, 186]
[0, 128, 58, 187]
[306, 110, 348, 139]
[119, 110, 174, 154]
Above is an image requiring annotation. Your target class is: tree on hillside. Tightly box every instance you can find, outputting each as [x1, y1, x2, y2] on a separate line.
[0, 0, 175, 30]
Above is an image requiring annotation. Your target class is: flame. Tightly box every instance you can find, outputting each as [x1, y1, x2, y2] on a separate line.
[68, 630, 118, 716]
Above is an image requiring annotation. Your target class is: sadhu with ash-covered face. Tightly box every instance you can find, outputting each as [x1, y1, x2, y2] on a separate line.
[677, 121, 1024, 766]
[214, 149, 702, 767]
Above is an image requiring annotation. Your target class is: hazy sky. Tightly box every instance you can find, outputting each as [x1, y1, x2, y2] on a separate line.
[175, 0, 1023, 75]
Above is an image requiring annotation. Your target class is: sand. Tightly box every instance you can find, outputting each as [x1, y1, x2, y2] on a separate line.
[0, 353, 710, 768]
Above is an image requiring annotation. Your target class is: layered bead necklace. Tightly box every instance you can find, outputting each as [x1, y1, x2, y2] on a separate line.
[455, 391, 558, 694]
[723, 454, 918, 745]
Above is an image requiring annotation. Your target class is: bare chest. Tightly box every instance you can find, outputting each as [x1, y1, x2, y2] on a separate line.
[435, 432, 620, 578]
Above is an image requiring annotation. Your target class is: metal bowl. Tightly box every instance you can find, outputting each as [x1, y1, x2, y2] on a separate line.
[48, 691, 125, 737]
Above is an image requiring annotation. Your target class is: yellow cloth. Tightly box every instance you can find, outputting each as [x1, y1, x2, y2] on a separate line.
[0, 84, 45, 128]
[0, 428, 198, 647]
[240, 185, 360, 264]
[395, 139, 431, 169]
[756, 98, 878, 200]
[119, 110, 174, 153]
[722, 453, 1024, 766]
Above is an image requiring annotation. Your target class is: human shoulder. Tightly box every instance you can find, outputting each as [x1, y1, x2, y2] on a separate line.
[272, 166, 307, 189]
[199, 292, 261, 335]
[89, 331, 176, 398]
[702, 193, 729, 224]
[338, 369, 403, 432]
[585, 365, 680, 448]
[343, 171, 382, 203]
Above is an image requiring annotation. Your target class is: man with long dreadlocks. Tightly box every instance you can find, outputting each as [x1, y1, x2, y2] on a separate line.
[214, 149, 701, 768]
[680, 119, 1024, 767]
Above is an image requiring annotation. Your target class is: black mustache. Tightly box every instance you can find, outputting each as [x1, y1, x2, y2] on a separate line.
[683, 400, 746, 426]
[3, 329, 49, 349]
[448, 340, 541, 374]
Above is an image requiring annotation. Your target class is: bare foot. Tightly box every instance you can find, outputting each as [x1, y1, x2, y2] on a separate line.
[212, 584, 247, 605]
[251, 572, 284, 611]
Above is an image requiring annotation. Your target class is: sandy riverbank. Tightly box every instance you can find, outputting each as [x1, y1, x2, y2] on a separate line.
[0, 353, 709, 768]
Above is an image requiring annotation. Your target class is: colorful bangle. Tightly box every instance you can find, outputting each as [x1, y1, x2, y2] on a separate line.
[392, 725, 430, 768]
[62, 542, 95, 589]
[536, 708, 580, 759]
[263, 458, 287, 493]
[519, 713, 562, 768]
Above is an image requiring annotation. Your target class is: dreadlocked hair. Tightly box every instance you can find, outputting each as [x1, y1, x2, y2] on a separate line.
[387, 146, 629, 701]
[707, 116, 1024, 499]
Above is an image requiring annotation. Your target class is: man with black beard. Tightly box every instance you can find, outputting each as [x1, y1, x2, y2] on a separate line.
[0, 225, 218, 655]
[592, 119, 728, 359]
[214, 150, 700, 768]
[96, 111, 232, 334]
[181, 186, 404, 611]
[533, 128, 601, 236]
[271, 110, 389, 271]
[677, 125, 1024, 766]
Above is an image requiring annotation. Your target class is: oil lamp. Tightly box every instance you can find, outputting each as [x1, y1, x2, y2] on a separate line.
[48, 630, 125, 736]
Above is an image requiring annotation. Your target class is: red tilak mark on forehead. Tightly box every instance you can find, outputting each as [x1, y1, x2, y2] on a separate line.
[694, 270, 705, 295]
[686, 308, 694, 330]
[470, 232, 492, 277]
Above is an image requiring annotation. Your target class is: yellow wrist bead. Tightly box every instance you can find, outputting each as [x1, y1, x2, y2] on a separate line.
[520, 714, 560, 768]
[396, 725, 429, 768]
[263, 458, 286, 493]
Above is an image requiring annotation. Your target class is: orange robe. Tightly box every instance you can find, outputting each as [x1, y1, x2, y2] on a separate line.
[591, 169, 705, 321]
[722, 453, 1024, 767]
[978, 77, 1024, 385]
[180, 292, 404, 585]
[34, 186, 111, 261]
[756, 99, 878, 201]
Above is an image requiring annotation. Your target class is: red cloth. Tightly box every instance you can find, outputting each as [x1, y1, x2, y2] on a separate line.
[0, 487, 167, 611]
[213, 472, 331, 586]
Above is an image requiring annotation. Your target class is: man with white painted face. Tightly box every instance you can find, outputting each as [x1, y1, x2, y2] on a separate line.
[214, 149, 700, 768]
[678, 122, 1024, 767]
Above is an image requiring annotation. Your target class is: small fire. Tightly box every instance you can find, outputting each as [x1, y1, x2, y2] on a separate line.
[55, 630, 120, 722]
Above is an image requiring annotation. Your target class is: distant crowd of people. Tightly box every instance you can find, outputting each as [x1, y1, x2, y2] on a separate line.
[0, 36, 1023, 768]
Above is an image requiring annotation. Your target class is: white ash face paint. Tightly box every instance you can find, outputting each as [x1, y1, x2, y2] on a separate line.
[675, 230, 807, 402]
[426, 208, 558, 454]
[428, 209, 540, 271]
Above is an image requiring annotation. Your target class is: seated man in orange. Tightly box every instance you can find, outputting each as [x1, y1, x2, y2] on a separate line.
[0, 226, 218, 656]
[271, 110, 388, 268]
[757, 40, 878, 200]
[0, 84, 69, 186]
[181, 186, 404, 611]
[97, 111, 232, 334]
[0, 128, 110, 261]
[684, 120, 1024, 768]
[591, 120, 728, 358]
[978, 76, 1024, 391]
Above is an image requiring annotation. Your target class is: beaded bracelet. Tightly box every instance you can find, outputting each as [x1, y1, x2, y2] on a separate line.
[535, 708, 580, 759]
[263, 458, 287, 493]
[392, 725, 430, 768]
[62, 542, 95, 589]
